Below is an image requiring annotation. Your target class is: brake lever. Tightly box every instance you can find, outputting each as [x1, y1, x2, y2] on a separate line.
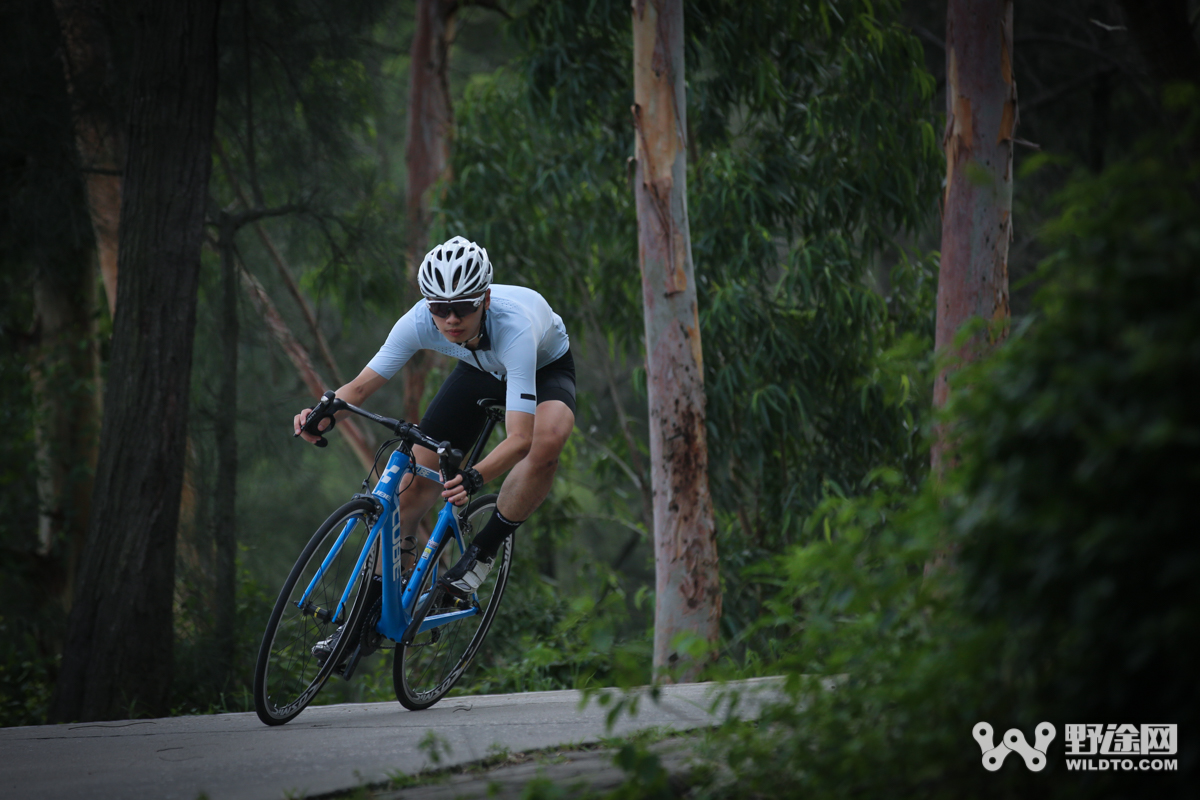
[436, 441, 465, 484]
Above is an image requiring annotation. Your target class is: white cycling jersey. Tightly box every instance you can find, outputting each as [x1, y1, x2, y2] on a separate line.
[366, 284, 570, 415]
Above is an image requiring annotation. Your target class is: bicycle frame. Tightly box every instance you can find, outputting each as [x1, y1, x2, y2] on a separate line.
[297, 447, 480, 643]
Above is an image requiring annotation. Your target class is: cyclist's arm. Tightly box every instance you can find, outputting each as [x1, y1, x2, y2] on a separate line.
[441, 410, 532, 505]
[334, 367, 389, 407]
[293, 367, 388, 443]
[473, 410, 533, 482]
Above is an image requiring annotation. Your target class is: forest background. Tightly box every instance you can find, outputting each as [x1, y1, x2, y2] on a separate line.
[1, 0, 1196, 796]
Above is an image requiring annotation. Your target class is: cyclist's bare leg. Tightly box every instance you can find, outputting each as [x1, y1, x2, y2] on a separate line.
[495, 400, 575, 520]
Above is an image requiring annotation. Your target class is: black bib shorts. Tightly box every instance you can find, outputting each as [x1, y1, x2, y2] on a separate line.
[417, 348, 576, 453]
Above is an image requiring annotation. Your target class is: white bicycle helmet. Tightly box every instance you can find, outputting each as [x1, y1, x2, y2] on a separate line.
[418, 236, 492, 299]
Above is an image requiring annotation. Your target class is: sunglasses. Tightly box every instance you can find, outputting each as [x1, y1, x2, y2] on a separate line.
[426, 295, 485, 319]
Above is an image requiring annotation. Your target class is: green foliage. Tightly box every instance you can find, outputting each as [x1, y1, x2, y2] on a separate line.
[609, 741, 671, 800]
[950, 112, 1200, 763]
[459, 557, 652, 696]
[171, 553, 276, 716]
[0, 616, 58, 728]
[213, 0, 407, 317]
[676, 98, 1200, 799]
[440, 0, 942, 667]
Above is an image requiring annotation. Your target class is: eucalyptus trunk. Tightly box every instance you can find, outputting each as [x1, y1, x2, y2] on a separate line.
[52, 0, 221, 722]
[402, 0, 456, 423]
[631, 0, 721, 683]
[933, 0, 1016, 472]
[30, 249, 101, 610]
[50, 0, 123, 316]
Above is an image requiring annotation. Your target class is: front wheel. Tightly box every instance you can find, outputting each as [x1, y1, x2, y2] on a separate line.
[254, 497, 378, 725]
[394, 494, 512, 710]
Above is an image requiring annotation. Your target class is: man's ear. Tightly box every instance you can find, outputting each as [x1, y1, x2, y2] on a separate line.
[483, 289, 492, 310]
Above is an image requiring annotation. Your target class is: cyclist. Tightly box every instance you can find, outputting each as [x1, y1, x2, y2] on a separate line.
[293, 236, 575, 659]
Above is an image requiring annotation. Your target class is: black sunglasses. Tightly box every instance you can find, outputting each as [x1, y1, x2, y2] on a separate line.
[427, 295, 485, 319]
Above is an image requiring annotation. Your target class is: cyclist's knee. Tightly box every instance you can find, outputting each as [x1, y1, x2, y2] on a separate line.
[526, 437, 566, 473]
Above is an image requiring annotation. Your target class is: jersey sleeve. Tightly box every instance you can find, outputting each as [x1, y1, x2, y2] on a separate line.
[365, 303, 424, 380]
[499, 324, 539, 415]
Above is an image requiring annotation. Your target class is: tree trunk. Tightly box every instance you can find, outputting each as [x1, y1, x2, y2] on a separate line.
[213, 212, 239, 686]
[46, 0, 120, 612]
[50, 0, 123, 317]
[51, 0, 221, 723]
[30, 248, 101, 611]
[631, 0, 721, 683]
[932, 0, 1016, 473]
[402, 0, 456, 423]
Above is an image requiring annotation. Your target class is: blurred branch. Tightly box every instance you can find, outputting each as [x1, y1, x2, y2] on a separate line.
[228, 203, 304, 228]
[242, 0, 264, 207]
[213, 138, 348, 389]
[561, 513, 647, 540]
[1023, 67, 1114, 114]
[457, 0, 513, 21]
[233, 246, 376, 472]
[910, 24, 944, 52]
[1015, 35, 1137, 73]
[577, 428, 643, 492]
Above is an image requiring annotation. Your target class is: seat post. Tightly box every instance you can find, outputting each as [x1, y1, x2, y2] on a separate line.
[466, 401, 505, 468]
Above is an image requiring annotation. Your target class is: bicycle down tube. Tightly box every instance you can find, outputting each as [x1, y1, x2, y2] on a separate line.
[298, 447, 481, 642]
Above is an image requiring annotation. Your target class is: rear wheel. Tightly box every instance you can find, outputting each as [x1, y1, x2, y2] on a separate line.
[254, 498, 378, 725]
[394, 494, 511, 710]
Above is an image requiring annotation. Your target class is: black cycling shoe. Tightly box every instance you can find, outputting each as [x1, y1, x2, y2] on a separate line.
[311, 625, 348, 668]
[311, 576, 382, 669]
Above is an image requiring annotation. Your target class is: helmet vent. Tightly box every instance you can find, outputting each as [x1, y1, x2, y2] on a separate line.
[418, 236, 492, 300]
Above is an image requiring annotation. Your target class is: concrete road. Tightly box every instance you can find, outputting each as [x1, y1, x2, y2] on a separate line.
[0, 679, 778, 800]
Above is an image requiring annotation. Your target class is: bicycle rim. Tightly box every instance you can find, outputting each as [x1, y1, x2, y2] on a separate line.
[394, 494, 511, 710]
[254, 498, 378, 725]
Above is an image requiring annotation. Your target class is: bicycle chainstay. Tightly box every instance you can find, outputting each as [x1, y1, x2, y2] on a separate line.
[405, 591, 479, 647]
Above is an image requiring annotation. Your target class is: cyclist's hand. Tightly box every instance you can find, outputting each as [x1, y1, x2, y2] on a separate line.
[294, 407, 332, 444]
[441, 473, 470, 506]
[441, 466, 482, 506]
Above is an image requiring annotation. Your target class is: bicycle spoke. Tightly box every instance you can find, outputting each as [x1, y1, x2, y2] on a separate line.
[394, 495, 512, 711]
[254, 500, 377, 725]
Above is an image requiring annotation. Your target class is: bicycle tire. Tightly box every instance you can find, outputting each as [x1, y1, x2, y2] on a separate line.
[253, 497, 379, 725]
[394, 493, 512, 711]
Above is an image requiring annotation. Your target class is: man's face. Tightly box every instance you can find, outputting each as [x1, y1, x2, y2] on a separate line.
[429, 290, 490, 344]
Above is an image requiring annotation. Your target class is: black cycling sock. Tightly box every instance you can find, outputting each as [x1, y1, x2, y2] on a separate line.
[472, 509, 523, 560]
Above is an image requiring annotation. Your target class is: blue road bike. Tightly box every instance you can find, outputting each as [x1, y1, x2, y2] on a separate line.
[253, 392, 513, 725]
